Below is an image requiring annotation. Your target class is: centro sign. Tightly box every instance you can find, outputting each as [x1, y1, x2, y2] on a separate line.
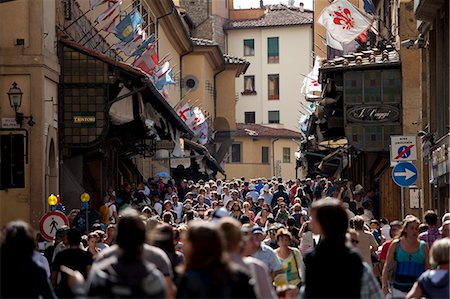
[346, 105, 400, 123]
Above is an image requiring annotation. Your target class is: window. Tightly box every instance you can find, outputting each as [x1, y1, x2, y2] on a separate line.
[231, 144, 242, 163]
[268, 74, 279, 100]
[0, 134, 25, 190]
[242, 75, 256, 95]
[244, 39, 254, 56]
[262, 147, 269, 164]
[268, 110, 280, 124]
[283, 147, 291, 163]
[244, 112, 255, 124]
[267, 37, 279, 63]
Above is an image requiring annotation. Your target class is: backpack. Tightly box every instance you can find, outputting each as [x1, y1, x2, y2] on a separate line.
[87, 256, 165, 298]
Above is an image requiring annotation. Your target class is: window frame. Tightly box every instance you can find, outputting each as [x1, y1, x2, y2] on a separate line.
[243, 39, 255, 56]
[231, 143, 242, 163]
[283, 147, 291, 163]
[268, 110, 280, 124]
[261, 146, 269, 164]
[268, 74, 280, 100]
[244, 112, 256, 124]
[267, 37, 279, 64]
[0, 134, 25, 190]
[242, 75, 256, 95]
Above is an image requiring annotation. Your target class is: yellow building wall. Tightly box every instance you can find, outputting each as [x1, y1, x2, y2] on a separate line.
[182, 54, 215, 116]
[225, 137, 299, 180]
[216, 68, 237, 130]
[156, 26, 181, 106]
[212, 0, 229, 19]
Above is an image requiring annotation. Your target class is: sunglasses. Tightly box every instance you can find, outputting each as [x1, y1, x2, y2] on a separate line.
[351, 239, 359, 244]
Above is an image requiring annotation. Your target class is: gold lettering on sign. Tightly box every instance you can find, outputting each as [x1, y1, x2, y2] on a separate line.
[73, 116, 96, 123]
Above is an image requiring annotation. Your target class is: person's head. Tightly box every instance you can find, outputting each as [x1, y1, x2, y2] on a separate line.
[287, 217, 295, 228]
[310, 198, 349, 244]
[219, 217, 243, 253]
[116, 208, 146, 256]
[389, 220, 402, 239]
[87, 232, 99, 248]
[370, 219, 379, 230]
[442, 213, 450, 224]
[423, 210, 438, 227]
[171, 194, 179, 203]
[67, 228, 82, 247]
[261, 208, 269, 217]
[277, 197, 284, 206]
[419, 223, 429, 234]
[162, 212, 174, 224]
[399, 215, 420, 239]
[276, 228, 292, 248]
[441, 220, 450, 238]
[353, 216, 365, 231]
[241, 224, 260, 255]
[150, 223, 175, 257]
[380, 218, 388, 227]
[231, 201, 241, 211]
[279, 202, 286, 212]
[429, 238, 450, 269]
[164, 200, 172, 211]
[252, 225, 265, 243]
[1, 220, 36, 259]
[184, 221, 225, 270]
[257, 197, 264, 206]
[197, 194, 204, 204]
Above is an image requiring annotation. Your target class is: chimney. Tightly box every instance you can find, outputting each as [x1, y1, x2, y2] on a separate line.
[260, 0, 264, 9]
[299, 2, 304, 12]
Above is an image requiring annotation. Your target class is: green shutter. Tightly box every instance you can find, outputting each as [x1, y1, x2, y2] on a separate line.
[268, 37, 279, 56]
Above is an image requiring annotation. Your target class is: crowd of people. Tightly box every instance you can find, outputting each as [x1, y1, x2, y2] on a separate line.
[1, 176, 449, 298]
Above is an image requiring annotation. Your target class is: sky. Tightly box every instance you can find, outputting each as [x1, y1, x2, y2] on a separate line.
[233, 0, 314, 10]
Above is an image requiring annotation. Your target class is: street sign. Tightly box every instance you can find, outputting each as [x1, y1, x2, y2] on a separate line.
[390, 135, 417, 162]
[39, 211, 69, 241]
[392, 162, 418, 187]
[1, 118, 20, 129]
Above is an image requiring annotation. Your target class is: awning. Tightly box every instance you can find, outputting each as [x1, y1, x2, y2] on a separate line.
[184, 139, 225, 175]
[60, 39, 193, 137]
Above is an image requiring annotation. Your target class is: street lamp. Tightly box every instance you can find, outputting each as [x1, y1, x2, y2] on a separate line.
[7, 82, 34, 126]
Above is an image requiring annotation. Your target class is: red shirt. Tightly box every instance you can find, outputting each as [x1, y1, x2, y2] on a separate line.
[379, 239, 393, 262]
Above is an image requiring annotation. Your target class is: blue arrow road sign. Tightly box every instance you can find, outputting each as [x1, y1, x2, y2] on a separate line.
[392, 162, 418, 187]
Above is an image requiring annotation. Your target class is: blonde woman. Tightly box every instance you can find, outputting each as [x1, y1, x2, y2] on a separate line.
[242, 201, 255, 223]
[382, 215, 430, 298]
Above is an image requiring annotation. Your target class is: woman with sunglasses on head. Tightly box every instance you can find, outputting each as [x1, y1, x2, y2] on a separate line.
[382, 215, 430, 298]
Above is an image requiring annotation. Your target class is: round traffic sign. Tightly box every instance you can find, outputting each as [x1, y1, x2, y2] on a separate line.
[397, 146, 411, 159]
[392, 162, 418, 187]
[39, 211, 69, 241]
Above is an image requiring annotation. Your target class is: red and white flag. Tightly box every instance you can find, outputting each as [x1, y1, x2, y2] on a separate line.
[132, 46, 158, 75]
[317, 0, 372, 44]
[177, 103, 193, 122]
[301, 56, 322, 100]
[96, 0, 121, 23]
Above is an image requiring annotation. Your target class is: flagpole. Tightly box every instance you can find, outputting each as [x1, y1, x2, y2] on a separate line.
[173, 89, 193, 110]
[63, 8, 93, 31]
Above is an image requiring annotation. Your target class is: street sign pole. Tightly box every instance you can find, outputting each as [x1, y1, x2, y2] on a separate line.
[401, 187, 405, 220]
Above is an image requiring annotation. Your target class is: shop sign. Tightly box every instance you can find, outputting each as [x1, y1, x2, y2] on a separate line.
[431, 144, 449, 177]
[155, 140, 175, 150]
[346, 105, 400, 123]
[1, 118, 20, 129]
[63, 0, 72, 20]
[73, 113, 96, 125]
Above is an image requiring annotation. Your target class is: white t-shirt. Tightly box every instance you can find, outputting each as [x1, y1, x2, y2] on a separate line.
[381, 225, 391, 241]
[108, 202, 117, 224]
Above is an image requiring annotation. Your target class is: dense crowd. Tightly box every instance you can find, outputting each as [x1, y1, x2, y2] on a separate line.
[1, 176, 449, 298]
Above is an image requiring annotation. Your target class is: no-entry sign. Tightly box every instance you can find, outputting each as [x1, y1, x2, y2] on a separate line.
[39, 211, 69, 241]
[390, 135, 417, 162]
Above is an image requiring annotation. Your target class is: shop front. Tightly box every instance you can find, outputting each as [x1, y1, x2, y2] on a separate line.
[430, 134, 449, 216]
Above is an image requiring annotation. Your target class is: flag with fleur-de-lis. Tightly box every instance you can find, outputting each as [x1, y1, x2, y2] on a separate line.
[317, 0, 372, 44]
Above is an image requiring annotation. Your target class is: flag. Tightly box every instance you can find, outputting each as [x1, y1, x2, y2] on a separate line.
[196, 121, 209, 145]
[155, 69, 176, 90]
[89, 0, 109, 9]
[155, 61, 170, 78]
[96, 0, 121, 23]
[188, 107, 206, 128]
[301, 56, 322, 98]
[114, 8, 143, 43]
[326, 30, 343, 51]
[132, 47, 158, 75]
[102, 13, 120, 34]
[131, 34, 156, 57]
[177, 103, 192, 122]
[116, 34, 144, 56]
[317, 0, 372, 44]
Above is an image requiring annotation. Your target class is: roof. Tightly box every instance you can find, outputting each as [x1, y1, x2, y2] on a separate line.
[191, 37, 250, 73]
[236, 123, 301, 139]
[59, 39, 193, 136]
[320, 45, 400, 71]
[225, 4, 313, 30]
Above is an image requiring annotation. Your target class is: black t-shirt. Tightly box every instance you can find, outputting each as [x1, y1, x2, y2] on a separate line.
[53, 248, 93, 297]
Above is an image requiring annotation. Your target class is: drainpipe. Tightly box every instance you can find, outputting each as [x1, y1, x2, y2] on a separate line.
[213, 65, 226, 119]
[272, 138, 279, 176]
